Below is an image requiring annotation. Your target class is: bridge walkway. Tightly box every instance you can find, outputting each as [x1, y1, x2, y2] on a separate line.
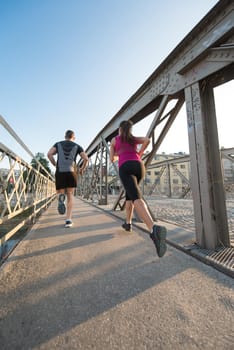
[0, 197, 233, 350]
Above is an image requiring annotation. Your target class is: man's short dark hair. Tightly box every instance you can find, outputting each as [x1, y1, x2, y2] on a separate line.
[65, 130, 75, 139]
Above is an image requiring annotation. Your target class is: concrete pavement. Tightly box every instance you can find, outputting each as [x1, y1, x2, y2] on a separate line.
[0, 197, 233, 349]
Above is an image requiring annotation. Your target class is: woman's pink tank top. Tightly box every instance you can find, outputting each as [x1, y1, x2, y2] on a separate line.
[114, 135, 141, 167]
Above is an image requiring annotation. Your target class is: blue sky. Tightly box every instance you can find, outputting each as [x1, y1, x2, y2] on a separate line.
[0, 0, 232, 163]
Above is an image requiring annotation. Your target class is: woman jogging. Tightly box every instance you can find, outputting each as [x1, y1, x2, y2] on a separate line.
[110, 120, 167, 257]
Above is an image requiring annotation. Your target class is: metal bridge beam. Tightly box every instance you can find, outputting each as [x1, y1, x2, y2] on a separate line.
[185, 81, 229, 249]
[80, 0, 233, 250]
[85, 0, 234, 157]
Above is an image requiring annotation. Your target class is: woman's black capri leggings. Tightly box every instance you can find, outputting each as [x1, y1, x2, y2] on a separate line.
[119, 160, 145, 201]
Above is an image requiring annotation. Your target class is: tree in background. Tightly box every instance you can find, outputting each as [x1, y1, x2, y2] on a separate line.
[22, 153, 52, 193]
[31, 152, 51, 176]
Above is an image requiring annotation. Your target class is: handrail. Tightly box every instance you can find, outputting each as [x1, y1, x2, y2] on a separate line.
[0, 115, 56, 255]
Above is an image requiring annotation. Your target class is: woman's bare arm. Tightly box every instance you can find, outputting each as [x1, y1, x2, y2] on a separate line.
[110, 138, 118, 162]
[136, 137, 150, 158]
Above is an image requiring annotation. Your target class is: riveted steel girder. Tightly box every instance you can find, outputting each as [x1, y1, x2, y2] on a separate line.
[82, 0, 233, 249]
[85, 0, 234, 158]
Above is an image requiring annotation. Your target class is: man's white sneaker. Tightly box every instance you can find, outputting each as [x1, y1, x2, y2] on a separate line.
[65, 220, 73, 228]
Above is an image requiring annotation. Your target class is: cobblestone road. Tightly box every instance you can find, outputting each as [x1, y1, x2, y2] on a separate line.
[106, 196, 234, 245]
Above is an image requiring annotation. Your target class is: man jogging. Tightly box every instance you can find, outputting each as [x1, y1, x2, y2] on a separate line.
[47, 130, 89, 228]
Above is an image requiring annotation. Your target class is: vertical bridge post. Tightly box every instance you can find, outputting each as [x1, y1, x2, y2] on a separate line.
[185, 82, 229, 249]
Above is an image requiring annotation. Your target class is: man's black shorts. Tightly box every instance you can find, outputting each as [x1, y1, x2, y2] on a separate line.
[55, 171, 78, 190]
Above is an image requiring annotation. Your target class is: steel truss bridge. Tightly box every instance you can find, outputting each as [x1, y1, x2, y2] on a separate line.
[0, 0, 234, 262]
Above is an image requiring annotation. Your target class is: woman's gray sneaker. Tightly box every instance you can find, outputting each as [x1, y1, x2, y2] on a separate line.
[122, 222, 132, 232]
[150, 225, 167, 257]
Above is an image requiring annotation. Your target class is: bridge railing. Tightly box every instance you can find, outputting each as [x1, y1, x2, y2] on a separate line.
[0, 115, 56, 258]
